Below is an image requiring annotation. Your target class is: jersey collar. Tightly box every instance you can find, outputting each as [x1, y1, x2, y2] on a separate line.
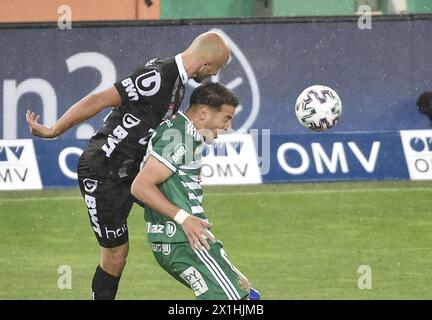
[177, 110, 192, 124]
[175, 54, 188, 85]
[177, 111, 203, 142]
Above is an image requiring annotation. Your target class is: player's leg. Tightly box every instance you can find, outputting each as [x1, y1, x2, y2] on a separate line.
[77, 155, 134, 300]
[151, 241, 249, 300]
[91, 242, 129, 300]
[99, 242, 129, 277]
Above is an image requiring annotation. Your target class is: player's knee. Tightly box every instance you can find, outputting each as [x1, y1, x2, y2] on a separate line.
[101, 246, 128, 269]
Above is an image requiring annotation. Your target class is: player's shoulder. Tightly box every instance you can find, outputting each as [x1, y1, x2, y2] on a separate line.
[152, 116, 180, 138]
[136, 56, 176, 72]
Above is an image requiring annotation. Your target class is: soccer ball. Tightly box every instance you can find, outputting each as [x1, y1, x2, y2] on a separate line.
[295, 85, 342, 132]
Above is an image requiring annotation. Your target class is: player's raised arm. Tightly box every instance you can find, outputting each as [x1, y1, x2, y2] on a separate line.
[25, 86, 122, 138]
[131, 155, 215, 251]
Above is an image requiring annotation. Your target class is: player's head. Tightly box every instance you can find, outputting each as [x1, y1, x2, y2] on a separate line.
[183, 31, 230, 83]
[186, 82, 238, 144]
[417, 91, 432, 119]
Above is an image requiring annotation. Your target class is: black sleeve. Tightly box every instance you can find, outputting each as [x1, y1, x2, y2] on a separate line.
[114, 58, 176, 106]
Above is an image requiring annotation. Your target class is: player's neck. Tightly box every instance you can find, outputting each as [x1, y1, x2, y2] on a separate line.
[180, 52, 205, 78]
[184, 109, 201, 129]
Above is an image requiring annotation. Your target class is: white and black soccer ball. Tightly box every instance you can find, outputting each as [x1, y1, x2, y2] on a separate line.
[295, 85, 342, 132]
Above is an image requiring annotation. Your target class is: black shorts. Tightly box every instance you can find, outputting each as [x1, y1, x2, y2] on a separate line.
[77, 155, 135, 248]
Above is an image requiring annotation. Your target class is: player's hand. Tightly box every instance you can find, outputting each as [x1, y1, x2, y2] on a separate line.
[182, 216, 215, 251]
[26, 110, 56, 138]
[237, 272, 251, 292]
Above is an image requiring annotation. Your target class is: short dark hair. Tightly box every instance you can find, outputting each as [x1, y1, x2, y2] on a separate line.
[189, 82, 238, 110]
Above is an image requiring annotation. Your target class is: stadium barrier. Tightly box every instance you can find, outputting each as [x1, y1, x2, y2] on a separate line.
[2, 130, 432, 189]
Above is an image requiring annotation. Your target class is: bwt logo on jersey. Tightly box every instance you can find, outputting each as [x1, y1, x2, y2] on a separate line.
[121, 77, 139, 101]
[400, 130, 432, 180]
[101, 113, 140, 157]
[0, 140, 42, 190]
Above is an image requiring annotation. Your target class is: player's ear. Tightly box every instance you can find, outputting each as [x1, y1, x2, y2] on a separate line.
[200, 105, 212, 121]
[200, 61, 211, 71]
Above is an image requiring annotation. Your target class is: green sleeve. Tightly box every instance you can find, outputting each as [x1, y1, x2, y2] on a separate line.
[149, 124, 190, 172]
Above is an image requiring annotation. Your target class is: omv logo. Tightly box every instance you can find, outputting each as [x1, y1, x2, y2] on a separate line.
[0, 146, 25, 162]
[400, 130, 432, 180]
[187, 28, 260, 133]
[409, 136, 432, 152]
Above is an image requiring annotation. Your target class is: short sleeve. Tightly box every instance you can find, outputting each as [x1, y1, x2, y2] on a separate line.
[148, 125, 189, 172]
[114, 58, 176, 106]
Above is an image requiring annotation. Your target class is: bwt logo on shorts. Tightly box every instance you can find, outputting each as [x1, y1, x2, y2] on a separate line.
[84, 195, 102, 238]
[83, 178, 98, 193]
[400, 130, 432, 180]
[180, 266, 208, 297]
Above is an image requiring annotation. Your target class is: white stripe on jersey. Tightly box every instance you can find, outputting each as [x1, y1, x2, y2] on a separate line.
[201, 250, 242, 300]
[191, 205, 204, 214]
[180, 162, 202, 170]
[188, 193, 203, 203]
[183, 181, 201, 190]
[194, 249, 237, 300]
[150, 151, 176, 172]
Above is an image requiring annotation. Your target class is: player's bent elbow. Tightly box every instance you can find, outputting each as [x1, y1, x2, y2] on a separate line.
[130, 179, 142, 200]
[130, 179, 150, 204]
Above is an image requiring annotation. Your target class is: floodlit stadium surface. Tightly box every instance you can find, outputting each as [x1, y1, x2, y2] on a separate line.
[1, 181, 431, 299]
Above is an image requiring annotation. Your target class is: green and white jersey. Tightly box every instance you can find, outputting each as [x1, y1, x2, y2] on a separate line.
[145, 111, 206, 243]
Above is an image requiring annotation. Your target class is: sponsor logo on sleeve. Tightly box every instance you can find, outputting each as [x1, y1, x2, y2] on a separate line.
[135, 70, 161, 97]
[170, 144, 188, 164]
[121, 77, 139, 102]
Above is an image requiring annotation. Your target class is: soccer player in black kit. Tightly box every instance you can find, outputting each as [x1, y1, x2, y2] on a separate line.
[26, 31, 230, 300]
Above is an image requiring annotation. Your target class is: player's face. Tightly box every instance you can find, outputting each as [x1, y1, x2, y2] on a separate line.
[193, 59, 227, 83]
[200, 104, 235, 144]
[193, 65, 217, 83]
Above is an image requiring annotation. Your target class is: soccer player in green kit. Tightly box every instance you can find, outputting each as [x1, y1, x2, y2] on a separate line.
[131, 83, 258, 300]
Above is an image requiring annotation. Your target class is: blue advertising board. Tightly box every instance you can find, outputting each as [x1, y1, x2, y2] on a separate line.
[17, 130, 409, 188]
[262, 132, 409, 183]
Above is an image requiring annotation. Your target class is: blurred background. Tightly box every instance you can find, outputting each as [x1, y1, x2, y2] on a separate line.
[0, 0, 431, 21]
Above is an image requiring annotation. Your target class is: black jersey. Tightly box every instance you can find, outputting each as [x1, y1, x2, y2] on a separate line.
[82, 55, 187, 179]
